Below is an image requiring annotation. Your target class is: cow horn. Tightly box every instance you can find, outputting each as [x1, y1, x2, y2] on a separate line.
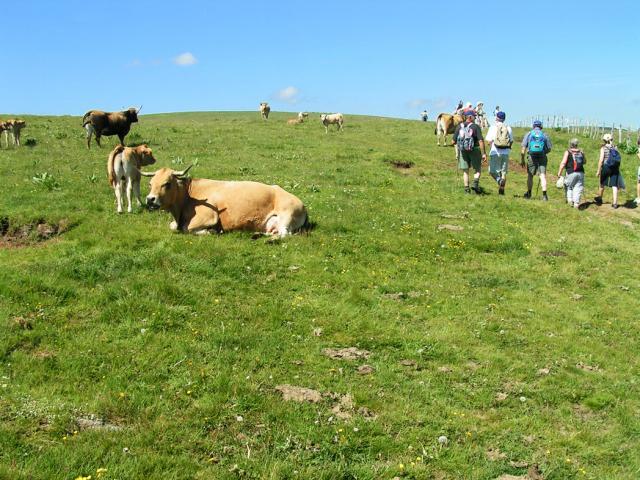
[137, 105, 143, 113]
[140, 170, 157, 177]
[172, 165, 193, 178]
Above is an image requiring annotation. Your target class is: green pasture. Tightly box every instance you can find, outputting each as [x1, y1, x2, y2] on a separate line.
[1, 112, 639, 479]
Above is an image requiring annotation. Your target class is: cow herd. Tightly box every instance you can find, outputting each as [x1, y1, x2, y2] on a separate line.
[90, 103, 313, 237]
[259, 102, 344, 133]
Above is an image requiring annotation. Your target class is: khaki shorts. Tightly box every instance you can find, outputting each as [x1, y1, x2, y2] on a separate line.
[527, 154, 547, 175]
[459, 149, 482, 172]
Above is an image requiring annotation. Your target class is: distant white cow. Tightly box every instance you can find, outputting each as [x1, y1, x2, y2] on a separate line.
[259, 102, 271, 120]
[320, 113, 344, 133]
[107, 144, 156, 213]
[298, 112, 309, 122]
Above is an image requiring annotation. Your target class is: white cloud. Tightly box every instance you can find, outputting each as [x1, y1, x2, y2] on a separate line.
[275, 86, 300, 104]
[406, 98, 427, 109]
[406, 96, 452, 112]
[173, 52, 198, 66]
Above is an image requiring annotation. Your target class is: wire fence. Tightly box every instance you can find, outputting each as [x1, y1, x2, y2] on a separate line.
[513, 115, 639, 146]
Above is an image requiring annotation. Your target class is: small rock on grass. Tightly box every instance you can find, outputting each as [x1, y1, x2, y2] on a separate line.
[495, 392, 509, 402]
[537, 368, 550, 376]
[322, 347, 371, 361]
[357, 365, 375, 375]
[437, 224, 464, 232]
[576, 362, 601, 372]
[486, 447, 507, 461]
[399, 359, 417, 368]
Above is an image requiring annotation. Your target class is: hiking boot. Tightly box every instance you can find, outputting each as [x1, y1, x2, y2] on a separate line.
[464, 186, 471, 194]
[472, 180, 480, 194]
[594, 196, 603, 205]
[498, 178, 506, 195]
[635, 197, 640, 205]
[612, 203, 619, 209]
[542, 192, 549, 201]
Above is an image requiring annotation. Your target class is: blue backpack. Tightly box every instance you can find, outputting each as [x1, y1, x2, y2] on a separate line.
[604, 146, 621, 168]
[528, 129, 546, 154]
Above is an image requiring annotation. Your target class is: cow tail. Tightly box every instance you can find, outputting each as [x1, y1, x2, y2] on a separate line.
[434, 114, 442, 135]
[107, 145, 125, 187]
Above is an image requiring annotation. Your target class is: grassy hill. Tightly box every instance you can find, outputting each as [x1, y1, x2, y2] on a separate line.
[1, 112, 639, 479]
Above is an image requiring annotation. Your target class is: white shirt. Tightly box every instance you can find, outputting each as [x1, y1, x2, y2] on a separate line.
[485, 123, 513, 155]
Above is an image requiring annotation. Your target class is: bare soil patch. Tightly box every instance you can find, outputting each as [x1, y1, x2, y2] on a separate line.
[322, 347, 371, 361]
[0, 217, 71, 248]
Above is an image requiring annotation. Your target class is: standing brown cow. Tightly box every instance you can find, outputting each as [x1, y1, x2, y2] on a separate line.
[435, 113, 464, 146]
[82, 107, 140, 149]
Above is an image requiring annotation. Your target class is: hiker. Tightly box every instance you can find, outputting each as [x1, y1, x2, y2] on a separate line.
[452, 110, 487, 194]
[557, 138, 586, 208]
[453, 100, 463, 114]
[520, 120, 552, 200]
[420, 110, 428, 122]
[484, 111, 513, 195]
[636, 135, 640, 205]
[595, 133, 624, 209]
[494, 105, 500, 118]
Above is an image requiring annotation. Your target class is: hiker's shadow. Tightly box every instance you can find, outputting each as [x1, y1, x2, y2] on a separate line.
[578, 200, 637, 210]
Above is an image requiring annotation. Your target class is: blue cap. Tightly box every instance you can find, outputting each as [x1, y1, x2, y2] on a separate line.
[496, 111, 506, 120]
[463, 109, 476, 117]
[533, 119, 543, 128]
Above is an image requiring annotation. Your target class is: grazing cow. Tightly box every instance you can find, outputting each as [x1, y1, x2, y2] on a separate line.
[320, 113, 344, 133]
[2, 119, 27, 147]
[259, 102, 271, 120]
[107, 144, 156, 213]
[82, 107, 140, 149]
[435, 113, 464, 146]
[298, 112, 309, 121]
[143, 167, 308, 237]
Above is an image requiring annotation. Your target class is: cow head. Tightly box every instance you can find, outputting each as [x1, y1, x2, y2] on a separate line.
[320, 114, 327, 122]
[125, 107, 139, 124]
[142, 166, 192, 210]
[134, 144, 156, 167]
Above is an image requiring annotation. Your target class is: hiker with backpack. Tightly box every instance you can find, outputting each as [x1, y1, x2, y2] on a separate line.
[635, 135, 640, 205]
[520, 120, 553, 200]
[452, 110, 487, 194]
[595, 133, 624, 209]
[484, 111, 513, 195]
[557, 138, 586, 208]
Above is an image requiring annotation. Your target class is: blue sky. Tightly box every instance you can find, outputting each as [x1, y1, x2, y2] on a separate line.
[4, 0, 639, 127]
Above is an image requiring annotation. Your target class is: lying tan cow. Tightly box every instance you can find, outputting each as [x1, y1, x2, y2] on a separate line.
[107, 144, 156, 213]
[435, 113, 463, 146]
[320, 113, 343, 133]
[143, 167, 308, 237]
[287, 117, 302, 125]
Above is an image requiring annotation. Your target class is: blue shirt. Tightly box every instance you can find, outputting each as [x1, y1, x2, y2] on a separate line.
[521, 127, 552, 153]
